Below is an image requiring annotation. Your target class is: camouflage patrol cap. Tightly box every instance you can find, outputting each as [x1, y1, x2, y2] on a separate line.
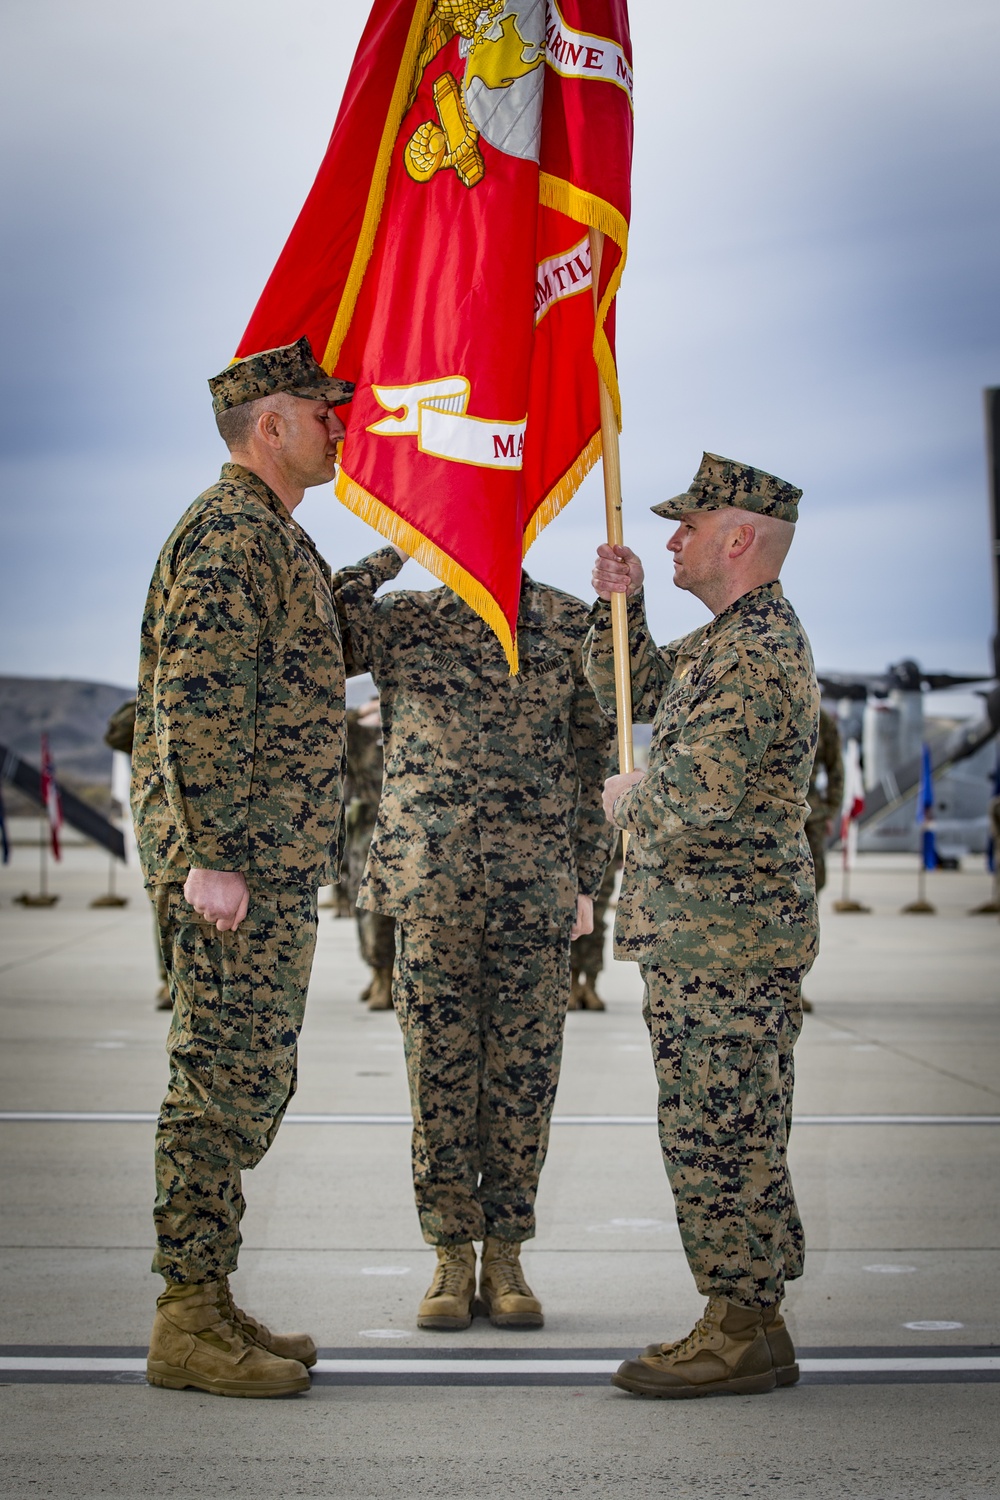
[208, 336, 355, 415]
[651, 452, 802, 523]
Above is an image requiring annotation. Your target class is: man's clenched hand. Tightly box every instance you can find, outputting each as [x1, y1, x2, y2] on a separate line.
[592, 543, 644, 600]
[183, 869, 250, 932]
[603, 770, 645, 824]
[570, 893, 594, 941]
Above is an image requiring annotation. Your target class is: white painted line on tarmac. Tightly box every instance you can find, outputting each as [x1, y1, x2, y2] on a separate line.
[0, 1358, 146, 1372]
[1, 1111, 999, 1126]
[1, 1356, 998, 1376]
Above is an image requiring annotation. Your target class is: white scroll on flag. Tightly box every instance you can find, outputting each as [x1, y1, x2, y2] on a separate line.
[839, 737, 865, 871]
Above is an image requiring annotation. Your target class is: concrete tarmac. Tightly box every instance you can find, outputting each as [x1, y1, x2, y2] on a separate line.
[1, 845, 998, 1499]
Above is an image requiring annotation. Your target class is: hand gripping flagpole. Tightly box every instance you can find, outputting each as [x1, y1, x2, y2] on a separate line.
[589, 229, 634, 778]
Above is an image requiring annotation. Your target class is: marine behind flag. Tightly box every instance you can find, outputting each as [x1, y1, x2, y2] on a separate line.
[237, 0, 633, 670]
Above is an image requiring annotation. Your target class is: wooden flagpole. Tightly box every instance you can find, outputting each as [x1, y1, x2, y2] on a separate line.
[589, 229, 634, 777]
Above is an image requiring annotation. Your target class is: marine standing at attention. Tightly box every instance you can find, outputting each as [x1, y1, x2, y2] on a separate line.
[806, 708, 844, 897]
[343, 698, 396, 1010]
[800, 707, 844, 1012]
[334, 551, 614, 1330]
[585, 453, 820, 1399]
[132, 339, 353, 1399]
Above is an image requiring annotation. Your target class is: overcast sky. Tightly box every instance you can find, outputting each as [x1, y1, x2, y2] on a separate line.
[1, 0, 998, 693]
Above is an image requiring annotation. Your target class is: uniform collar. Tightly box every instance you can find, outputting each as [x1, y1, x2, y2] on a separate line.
[709, 579, 784, 633]
[220, 462, 295, 527]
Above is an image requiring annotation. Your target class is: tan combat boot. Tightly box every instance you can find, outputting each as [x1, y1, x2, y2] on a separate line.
[367, 967, 394, 1011]
[221, 1280, 317, 1368]
[478, 1238, 544, 1328]
[761, 1303, 799, 1386]
[567, 970, 583, 1010]
[642, 1300, 797, 1385]
[615, 1296, 775, 1398]
[147, 1281, 310, 1397]
[417, 1243, 477, 1330]
[576, 973, 606, 1011]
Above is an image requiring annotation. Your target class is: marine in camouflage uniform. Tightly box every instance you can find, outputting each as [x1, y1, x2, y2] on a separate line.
[586, 453, 820, 1399]
[104, 698, 171, 1009]
[568, 835, 621, 1009]
[334, 550, 613, 1325]
[132, 339, 352, 1399]
[805, 709, 844, 894]
[343, 702, 396, 1007]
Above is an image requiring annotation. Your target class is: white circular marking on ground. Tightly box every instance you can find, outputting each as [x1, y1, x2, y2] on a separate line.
[359, 1328, 412, 1339]
[863, 1264, 917, 1274]
[904, 1320, 964, 1331]
[852, 1044, 879, 1052]
[360, 1267, 412, 1276]
[93, 1042, 126, 1049]
[617, 1045, 645, 1052]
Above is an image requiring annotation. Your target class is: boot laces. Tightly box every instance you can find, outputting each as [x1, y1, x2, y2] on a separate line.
[431, 1247, 472, 1298]
[658, 1298, 723, 1359]
[486, 1245, 531, 1297]
[219, 1281, 270, 1345]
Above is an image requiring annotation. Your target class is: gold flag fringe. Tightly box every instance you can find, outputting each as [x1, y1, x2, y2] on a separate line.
[336, 469, 519, 674]
[538, 173, 628, 432]
[522, 430, 602, 556]
[320, 1, 436, 375]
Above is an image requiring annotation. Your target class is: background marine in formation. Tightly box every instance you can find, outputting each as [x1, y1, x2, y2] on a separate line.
[342, 698, 396, 1009]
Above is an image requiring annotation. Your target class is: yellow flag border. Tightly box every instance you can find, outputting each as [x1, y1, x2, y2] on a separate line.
[538, 172, 628, 432]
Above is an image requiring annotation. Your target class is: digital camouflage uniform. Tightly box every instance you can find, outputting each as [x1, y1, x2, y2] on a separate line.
[132, 462, 346, 1285]
[343, 707, 396, 972]
[333, 549, 614, 1245]
[570, 834, 621, 977]
[105, 699, 169, 998]
[585, 580, 819, 1309]
[805, 709, 844, 893]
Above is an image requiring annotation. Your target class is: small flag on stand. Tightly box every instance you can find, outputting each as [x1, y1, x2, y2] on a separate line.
[839, 737, 865, 866]
[916, 743, 937, 872]
[901, 742, 937, 914]
[987, 755, 999, 876]
[833, 737, 869, 912]
[39, 734, 62, 861]
[0, 779, 9, 864]
[236, 0, 634, 672]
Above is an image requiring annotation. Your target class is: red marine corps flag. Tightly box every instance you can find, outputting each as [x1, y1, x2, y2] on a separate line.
[237, 0, 633, 670]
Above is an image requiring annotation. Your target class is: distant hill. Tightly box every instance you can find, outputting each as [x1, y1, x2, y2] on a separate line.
[0, 675, 133, 786]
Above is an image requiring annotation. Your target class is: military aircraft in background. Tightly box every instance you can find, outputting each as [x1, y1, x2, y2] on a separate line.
[813, 386, 1000, 863]
[816, 660, 999, 861]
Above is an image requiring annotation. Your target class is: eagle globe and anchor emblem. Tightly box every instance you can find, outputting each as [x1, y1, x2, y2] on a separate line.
[404, 0, 546, 187]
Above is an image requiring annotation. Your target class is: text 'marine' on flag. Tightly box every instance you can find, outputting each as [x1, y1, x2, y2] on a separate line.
[237, 0, 633, 671]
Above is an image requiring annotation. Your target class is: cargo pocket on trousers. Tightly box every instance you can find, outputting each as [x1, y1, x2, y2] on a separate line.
[207, 1045, 297, 1170]
[681, 1035, 761, 1151]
